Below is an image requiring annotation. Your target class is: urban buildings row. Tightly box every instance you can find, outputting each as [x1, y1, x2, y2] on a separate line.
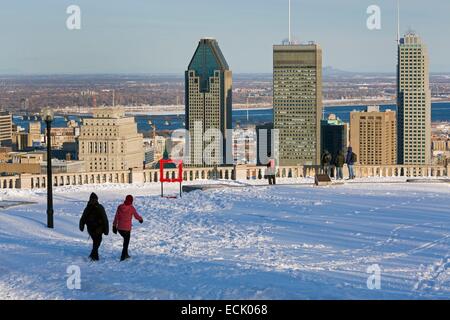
[0, 28, 441, 174]
[183, 30, 432, 167]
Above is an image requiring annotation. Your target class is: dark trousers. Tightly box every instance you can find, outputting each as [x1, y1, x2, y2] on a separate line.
[268, 175, 276, 185]
[89, 232, 102, 260]
[118, 230, 131, 259]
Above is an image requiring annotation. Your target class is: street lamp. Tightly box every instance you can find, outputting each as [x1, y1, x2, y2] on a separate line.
[41, 107, 54, 229]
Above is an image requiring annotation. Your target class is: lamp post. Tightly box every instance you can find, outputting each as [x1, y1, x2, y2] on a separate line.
[41, 107, 54, 229]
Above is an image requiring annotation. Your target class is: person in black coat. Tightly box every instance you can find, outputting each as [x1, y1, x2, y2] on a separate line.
[79, 193, 109, 261]
[321, 150, 332, 176]
[334, 150, 346, 180]
[346, 147, 357, 179]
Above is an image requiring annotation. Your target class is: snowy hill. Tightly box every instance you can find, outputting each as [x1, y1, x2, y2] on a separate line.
[0, 179, 449, 300]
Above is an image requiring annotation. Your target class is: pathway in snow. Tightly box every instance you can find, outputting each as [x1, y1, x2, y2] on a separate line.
[0, 180, 449, 299]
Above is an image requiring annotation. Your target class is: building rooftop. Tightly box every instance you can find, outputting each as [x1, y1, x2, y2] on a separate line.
[274, 42, 321, 51]
[92, 107, 125, 119]
[187, 38, 230, 92]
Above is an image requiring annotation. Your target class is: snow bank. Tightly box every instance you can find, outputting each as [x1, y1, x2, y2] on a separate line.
[0, 179, 449, 299]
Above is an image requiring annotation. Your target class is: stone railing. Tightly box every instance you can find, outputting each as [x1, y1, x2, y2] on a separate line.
[18, 170, 131, 190]
[141, 166, 236, 183]
[0, 175, 21, 189]
[1, 164, 448, 190]
[243, 164, 449, 180]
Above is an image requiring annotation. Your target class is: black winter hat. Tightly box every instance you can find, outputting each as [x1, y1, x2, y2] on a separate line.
[89, 193, 98, 201]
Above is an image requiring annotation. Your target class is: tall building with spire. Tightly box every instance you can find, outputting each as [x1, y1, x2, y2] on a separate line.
[273, 1, 323, 166]
[185, 38, 232, 166]
[397, 32, 431, 165]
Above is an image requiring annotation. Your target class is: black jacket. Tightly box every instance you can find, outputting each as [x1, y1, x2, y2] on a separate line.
[321, 152, 332, 166]
[79, 201, 109, 236]
[335, 153, 345, 167]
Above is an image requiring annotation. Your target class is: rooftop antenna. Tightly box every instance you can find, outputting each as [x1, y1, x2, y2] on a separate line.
[397, 0, 400, 45]
[288, 0, 292, 44]
[112, 89, 115, 107]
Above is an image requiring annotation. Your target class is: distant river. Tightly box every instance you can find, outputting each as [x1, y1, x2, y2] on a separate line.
[12, 102, 450, 135]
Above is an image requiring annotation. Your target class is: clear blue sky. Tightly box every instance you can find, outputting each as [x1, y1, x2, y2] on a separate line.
[0, 0, 449, 74]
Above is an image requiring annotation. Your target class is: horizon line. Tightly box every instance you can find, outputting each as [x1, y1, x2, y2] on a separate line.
[2, 71, 450, 77]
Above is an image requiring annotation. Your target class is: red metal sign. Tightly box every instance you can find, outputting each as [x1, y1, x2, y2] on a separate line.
[159, 159, 183, 183]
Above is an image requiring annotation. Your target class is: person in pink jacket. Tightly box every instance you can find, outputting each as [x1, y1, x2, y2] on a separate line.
[112, 195, 143, 261]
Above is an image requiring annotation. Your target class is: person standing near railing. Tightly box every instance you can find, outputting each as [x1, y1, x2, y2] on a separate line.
[335, 150, 345, 180]
[321, 150, 332, 177]
[346, 147, 357, 180]
[266, 152, 276, 185]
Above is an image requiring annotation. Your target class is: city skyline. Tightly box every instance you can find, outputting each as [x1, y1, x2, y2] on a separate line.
[1, 0, 450, 74]
[1, 0, 450, 305]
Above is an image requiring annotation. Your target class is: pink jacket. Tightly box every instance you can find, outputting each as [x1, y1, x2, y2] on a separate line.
[113, 204, 143, 232]
[266, 159, 276, 175]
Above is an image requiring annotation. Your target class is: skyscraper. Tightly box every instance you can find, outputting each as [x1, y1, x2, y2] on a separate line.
[0, 111, 12, 147]
[273, 43, 323, 166]
[350, 106, 397, 165]
[397, 32, 431, 164]
[185, 38, 232, 166]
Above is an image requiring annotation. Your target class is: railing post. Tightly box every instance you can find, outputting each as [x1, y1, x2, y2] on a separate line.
[19, 174, 32, 190]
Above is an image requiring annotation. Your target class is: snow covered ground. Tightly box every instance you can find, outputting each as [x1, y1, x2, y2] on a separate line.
[0, 178, 449, 300]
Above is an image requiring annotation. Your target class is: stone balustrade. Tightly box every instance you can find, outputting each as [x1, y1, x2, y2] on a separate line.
[0, 175, 20, 189]
[244, 164, 449, 180]
[0, 164, 448, 190]
[18, 170, 131, 190]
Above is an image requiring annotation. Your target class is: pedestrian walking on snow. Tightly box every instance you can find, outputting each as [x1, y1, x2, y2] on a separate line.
[79, 193, 109, 261]
[112, 195, 143, 261]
